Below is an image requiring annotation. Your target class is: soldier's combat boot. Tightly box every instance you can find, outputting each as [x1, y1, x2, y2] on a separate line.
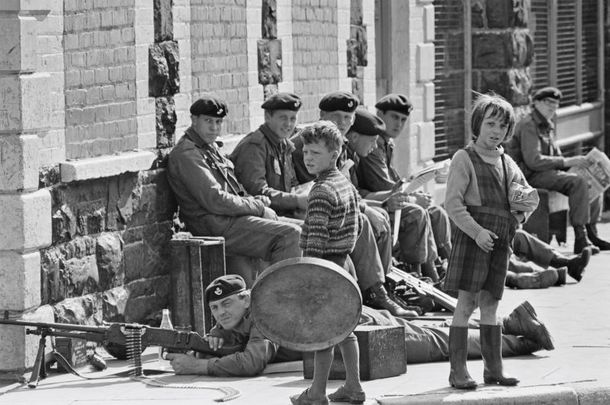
[502, 301, 554, 350]
[586, 223, 610, 251]
[363, 283, 418, 318]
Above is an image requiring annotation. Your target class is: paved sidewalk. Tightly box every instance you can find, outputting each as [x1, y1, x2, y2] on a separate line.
[1, 224, 610, 404]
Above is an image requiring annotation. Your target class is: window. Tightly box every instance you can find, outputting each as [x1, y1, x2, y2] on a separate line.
[530, 0, 601, 106]
[433, 0, 467, 161]
[433, 0, 603, 160]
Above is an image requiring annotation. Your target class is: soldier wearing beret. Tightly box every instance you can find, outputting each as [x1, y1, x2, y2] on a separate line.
[356, 93, 452, 281]
[506, 86, 610, 253]
[230, 92, 307, 217]
[167, 95, 302, 268]
[166, 275, 280, 376]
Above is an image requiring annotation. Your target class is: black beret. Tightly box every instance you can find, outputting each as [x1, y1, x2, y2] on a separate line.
[319, 91, 359, 112]
[532, 87, 562, 101]
[190, 96, 228, 117]
[350, 108, 386, 136]
[261, 92, 302, 111]
[375, 93, 413, 116]
[205, 274, 246, 304]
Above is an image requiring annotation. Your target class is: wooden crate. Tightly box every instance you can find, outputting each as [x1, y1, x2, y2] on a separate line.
[169, 233, 226, 335]
[303, 325, 406, 380]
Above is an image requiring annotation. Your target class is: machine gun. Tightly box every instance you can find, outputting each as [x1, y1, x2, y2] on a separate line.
[0, 318, 240, 389]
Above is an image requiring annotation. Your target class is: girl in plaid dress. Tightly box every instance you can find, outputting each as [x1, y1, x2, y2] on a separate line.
[444, 94, 537, 389]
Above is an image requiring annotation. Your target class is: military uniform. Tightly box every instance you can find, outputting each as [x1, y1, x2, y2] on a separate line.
[167, 127, 301, 263]
[358, 123, 452, 263]
[231, 124, 299, 216]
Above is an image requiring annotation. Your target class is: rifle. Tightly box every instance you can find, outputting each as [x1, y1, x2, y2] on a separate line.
[387, 266, 457, 312]
[0, 318, 240, 388]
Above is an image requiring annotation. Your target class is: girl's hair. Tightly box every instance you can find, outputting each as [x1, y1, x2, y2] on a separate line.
[470, 93, 516, 142]
[300, 120, 343, 152]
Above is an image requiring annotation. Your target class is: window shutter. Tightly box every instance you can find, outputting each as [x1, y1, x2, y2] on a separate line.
[581, 0, 599, 102]
[556, 1, 578, 106]
[433, 0, 466, 161]
[530, 0, 550, 90]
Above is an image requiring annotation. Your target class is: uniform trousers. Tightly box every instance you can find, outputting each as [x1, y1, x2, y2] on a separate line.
[527, 170, 602, 227]
[394, 204, 437, 265]
[359, 306, 537, 364]
[184, 214, 302, 264]
[509, 229, 556, 273]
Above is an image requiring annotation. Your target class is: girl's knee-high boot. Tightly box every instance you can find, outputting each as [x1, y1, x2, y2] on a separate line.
[448, 326, 477, 389]
[480, 324, 519, 386]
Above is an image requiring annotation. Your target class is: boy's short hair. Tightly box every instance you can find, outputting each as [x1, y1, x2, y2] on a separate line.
[300, 121, 343, 153]
[470, 93, 516, 142]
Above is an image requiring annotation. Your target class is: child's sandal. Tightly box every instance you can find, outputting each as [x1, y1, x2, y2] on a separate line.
[290, 388, 329, 405]
[328, 385, 366, 404]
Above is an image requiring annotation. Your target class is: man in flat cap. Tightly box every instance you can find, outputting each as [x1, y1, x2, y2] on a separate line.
[167, 95, 302, 267]
[230, 92, 307, 217]
[357, 93, 452, 281]
[166, 275, 282, 376]
[506, 86, 610, 254]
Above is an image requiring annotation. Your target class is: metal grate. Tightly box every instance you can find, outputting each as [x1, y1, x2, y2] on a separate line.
[434, 0, 466, 161]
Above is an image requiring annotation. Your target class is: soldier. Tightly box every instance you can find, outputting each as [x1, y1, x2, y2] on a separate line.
[167, 274, 278, 376]
[231, 92, 414, 318]
[167, 95, 301, 265]
[506, 86, 610, 254]
[358, 93, 452, 281]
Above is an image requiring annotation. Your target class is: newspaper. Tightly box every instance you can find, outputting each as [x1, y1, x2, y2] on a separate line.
[385, 159, 450, 200]
[568, 147, 610, 202]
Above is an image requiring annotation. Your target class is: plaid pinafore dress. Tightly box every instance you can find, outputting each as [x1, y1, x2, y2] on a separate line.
[444, 146, 518, 300]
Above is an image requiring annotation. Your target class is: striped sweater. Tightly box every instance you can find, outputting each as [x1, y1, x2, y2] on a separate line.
[300, 168, 363, 258]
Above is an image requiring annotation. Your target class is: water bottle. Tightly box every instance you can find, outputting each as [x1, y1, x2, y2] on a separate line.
[158, 308, 173, 362]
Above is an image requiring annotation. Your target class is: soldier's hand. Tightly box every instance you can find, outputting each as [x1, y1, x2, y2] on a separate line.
[412, 191, 432, 209]
[385, 193, 410, 212]
[254, 195, 271, 207]
[564, 156, 589, 169]
[262, 207, 278, 220]
[166, 353, 210, 375]
[204, 335, 224, 351]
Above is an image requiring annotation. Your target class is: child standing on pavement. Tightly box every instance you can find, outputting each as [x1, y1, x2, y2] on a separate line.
[444, 94, 537, 389]
[291, 121, 365, 405]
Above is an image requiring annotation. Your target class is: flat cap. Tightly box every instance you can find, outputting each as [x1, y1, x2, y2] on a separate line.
[375, 93, 413, 116]
[319, 91, 359, 112]
[190, 96, 228, 117]
[532, 87, 562, 101]
[261, 92, 302, 111]
[205, 274, 247, 304]
[350, 108, 386, 136]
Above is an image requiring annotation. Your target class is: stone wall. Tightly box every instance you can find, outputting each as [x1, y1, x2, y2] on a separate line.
[42, 169, 175, 322]
[470, 0, 533, 114]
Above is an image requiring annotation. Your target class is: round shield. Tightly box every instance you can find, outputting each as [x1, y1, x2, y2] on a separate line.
[250, 257, 362, 352]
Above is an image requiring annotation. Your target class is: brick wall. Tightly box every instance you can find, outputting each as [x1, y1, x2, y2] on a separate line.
[292, 0, 340, 123]
[64, 0, 138, 159]
[190, 0, 250, 134]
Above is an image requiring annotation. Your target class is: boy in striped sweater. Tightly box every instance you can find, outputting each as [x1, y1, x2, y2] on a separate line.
[290, 121, 365, 405]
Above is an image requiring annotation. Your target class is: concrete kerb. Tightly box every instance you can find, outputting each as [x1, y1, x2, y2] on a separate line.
[377, 384, 578, 405]
[575, 384, 610, 405]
